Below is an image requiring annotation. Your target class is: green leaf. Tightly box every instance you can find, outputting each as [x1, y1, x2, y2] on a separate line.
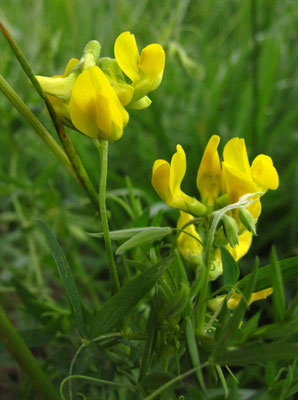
[38, 220, 86, 338]
[212, 259, 258, 359]
[220, 247, 240, 286]
[116, 227, 172, 255]
[88, 227, 171, 241]
[138, 290, 160, 382]
[90, 256, 174, 339]
[185, 317, 206, 391]
[270, 247, 286, 322]
[237, 256, 298, 292]
[216, 343, 298, 365]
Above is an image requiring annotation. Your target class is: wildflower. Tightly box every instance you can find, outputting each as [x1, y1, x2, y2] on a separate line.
[152, 135, 278, 277]
[177, 211, 252, 280]
[151, 145, 207, 216]
[68, 66, 129, 140]
[114, 31, 165, 109]
[36, 33, 165, 140]
[208, 288, 273, 310]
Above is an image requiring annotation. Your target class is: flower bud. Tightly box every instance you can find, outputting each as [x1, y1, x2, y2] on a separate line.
[222, 214, 239, 248]
[81, 40, 101, 70]
[239, 206, 257, 235]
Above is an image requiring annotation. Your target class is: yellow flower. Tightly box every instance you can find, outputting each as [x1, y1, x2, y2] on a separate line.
[69, 66, 129, 140]
[152, 145, 206, 215]
[177, 211, 203, 265]
[222, 137, 279, 220]
[208, 288, 273, 311]
[114, 31, 165, 108]
[38, 60, 129, 141]
[196, 135, 221, 206]
[177, 211, 252, 280]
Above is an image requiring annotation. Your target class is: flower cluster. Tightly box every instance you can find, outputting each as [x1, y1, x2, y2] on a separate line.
[36, 32, 165, 141]
[152, 135, 279, 280]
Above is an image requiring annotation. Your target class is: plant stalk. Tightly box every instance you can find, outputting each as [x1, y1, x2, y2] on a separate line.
[0, 305, 60, 400]
[95, 139, 120, 293]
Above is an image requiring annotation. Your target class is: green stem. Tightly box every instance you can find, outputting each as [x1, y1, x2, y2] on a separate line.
[0, 305, 60, 400]
[196, 213, 221, 335]
[95, 139, 120, 293]
[0, 22, 98, 209]
[0, 74, 73, 175]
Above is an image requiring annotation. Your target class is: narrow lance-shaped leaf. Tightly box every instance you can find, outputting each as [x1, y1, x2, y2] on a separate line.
[90, 256, 174, 339]
[216, 342, 298, 366]
[237, 256, 298, 292]
[220, 247, 240, 286]
[116, 227, 172, 255]
[185, 317, 206, 391]
[38, 220, 86, 338]
[88, 227, 171, 241]
[138, 289, 160, 382]
[270, 246, 286, 322]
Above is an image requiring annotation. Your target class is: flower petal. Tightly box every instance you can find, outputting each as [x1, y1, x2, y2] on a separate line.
[223, 137, 251, 176]
[177, 211, 202, 264]
[170, 145, 187, 195]
[63, 58, 80, 76]
[222, 162, 261, 219]
[69, 66, 128, 140]
[251, 154, 279, 192]
[196, 135, 221, 205]
[139, 44, 165, 78]
[152, 160, 171, 202]
[226, 230, 253, 261]
[114, 32, 140, 82]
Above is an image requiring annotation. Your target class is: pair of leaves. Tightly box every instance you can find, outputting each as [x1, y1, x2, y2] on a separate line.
[40, 220, 173, 341]
[89, 226, 172, 255]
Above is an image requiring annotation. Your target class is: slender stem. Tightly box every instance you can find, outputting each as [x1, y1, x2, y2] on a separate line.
[196, 214, 221, 335]
[0, 74, 73, 175]
[68, 343, 86, 400]
[0, 305, 60, 400]
[95, 139, 120, 293]
[0, 22, 98, 209]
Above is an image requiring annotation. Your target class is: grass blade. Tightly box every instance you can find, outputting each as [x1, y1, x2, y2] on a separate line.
[270, 246, 286, 321]
[237, 256, 298, 292]
[38, 220, 86, 338]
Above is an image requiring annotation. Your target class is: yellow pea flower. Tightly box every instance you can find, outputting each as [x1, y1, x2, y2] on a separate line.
[114, 31, 165, 108]
[222, 138, 279, 220]
[177, 212, 252, 280]
[208, 288, 273, 311]
[152, 145, 206, 215]
[177, 211, 203, 265]
[196, 135, 222, 206]
[69, 66, 129, 140]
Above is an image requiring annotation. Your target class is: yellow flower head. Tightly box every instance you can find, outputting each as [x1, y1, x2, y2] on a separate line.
[177, 211, 253, 280]
[222, 137, 279, 220]
[37, 59, 129, 141]
[114, 31, 165, 108]
[152, 145, 205, 214]
[69, 66, 129, 141]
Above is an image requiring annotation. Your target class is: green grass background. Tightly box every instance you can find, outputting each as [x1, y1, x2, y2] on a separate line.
[0, 0, 297, 398]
